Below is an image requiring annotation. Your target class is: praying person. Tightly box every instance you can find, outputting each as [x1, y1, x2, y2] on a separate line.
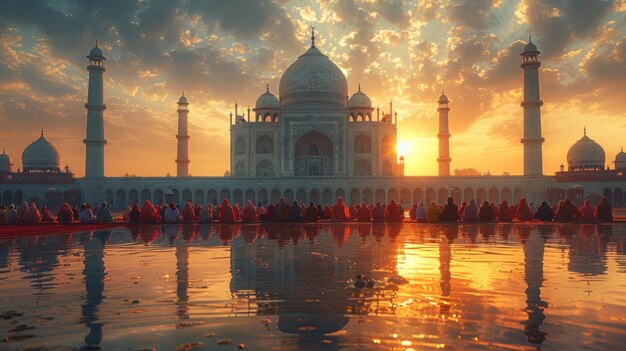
[242, 200, 259, 222]
[332, 197, 350, 221]
[305, 202, 320, 222]
[95, 202, 114, 223]
[56, 203, 74, 224]
[462, 199, 478, 222]
[24, 203, 42, 223]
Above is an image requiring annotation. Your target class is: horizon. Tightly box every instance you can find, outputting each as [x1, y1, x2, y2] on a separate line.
[1, 0, 625, 177]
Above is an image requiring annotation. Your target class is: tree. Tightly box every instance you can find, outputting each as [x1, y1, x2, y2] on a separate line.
[453, 168, 481, 176]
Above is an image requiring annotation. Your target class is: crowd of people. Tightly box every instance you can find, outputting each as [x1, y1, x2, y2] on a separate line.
[0, 195, 615, 225]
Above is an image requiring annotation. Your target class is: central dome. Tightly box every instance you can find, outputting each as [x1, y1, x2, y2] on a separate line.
[279, 45, 348, 108]
[22, 132, 60, 171]
[567, 132, 605, 171]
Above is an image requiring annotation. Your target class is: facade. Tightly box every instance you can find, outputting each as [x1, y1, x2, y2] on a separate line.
[1, 37, 626, 211]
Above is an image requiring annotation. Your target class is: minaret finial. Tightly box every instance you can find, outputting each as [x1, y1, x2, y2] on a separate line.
[266, 83, 269, 92]
[584, 126, 586, 135]
[182, 90, 185, 97]
[528, 34, 532, 43]
[311, 25, 315, 47]
[41, 128, 44, 137]
[2, 147, 5, 154]
[358, 83, 361, 92]
[95, 40, 98, 47]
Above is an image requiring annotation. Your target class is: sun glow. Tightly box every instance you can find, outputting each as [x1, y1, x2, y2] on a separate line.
[397, 140, 412, 157]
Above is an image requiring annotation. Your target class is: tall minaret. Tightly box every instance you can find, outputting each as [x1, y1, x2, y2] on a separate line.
[437, 91, 451, 176]
[84, 42, 107, 178]
[521, 36, 544, 176]
[176, 93, 190, 177]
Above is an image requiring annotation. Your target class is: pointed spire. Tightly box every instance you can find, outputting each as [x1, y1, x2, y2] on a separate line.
[358, 83, 361, 92]
[41, 128, 44, 137]
[584, 126, 587, 135]
[182, 90, 185, 97]
[310, 25, 315, 47]
[266, 83, 269, 92]
[2, 147, 5, 154]
[528, 34, 532, 44]
[95, 40, 98, 47]
[442, 88, 445, 95]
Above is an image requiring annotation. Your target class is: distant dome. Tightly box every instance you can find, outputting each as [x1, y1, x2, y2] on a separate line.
[614, 147, 626, 170]
[88, 44, 104, 58]
[348, 87, 372, 109]
[255, 88, 280, 110]
[0, 148, 13, 173]
[22, 132, 60, 171]
[279, 45, 348, 108]
[567, 131, 605, 171]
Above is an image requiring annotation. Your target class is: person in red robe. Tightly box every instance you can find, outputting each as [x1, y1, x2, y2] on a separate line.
[372, 202, 386, 222]
[497, 200, 513, 221]
[57, 203, 74, 223]
[304, 202, 320, 222]
[386, 200, 404, 222]
[181, 201, 196, 221]
[348, 204, 358, 220]
[264, 204, 275, 222]
[332, 197, 350, 221]
[140, 200, 160, 223]
[323, 205, 333, 220]
[357, 202, 372, 221]
[241, 200, 259, 222]
[232, 203, 242, 221]
[218, 199, 235, 223]
[515, 197, 533, 221]
[25, 203, 42, 223]
[273, 198, 289, 221]
[409, 203, 418, 220]
[41, 206, 54, 222]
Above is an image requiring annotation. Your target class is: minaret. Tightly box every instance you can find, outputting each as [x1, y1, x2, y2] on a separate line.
[84, 42, 107, 178]
[520, 36, 544, 176]
[437, 91, 451, 176]
[176, 92, 190, 177]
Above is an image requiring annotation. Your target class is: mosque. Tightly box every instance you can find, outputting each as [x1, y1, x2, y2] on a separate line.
[1, 32, 625, 210]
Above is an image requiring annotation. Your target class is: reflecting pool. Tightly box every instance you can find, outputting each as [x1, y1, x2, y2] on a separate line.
[0, 222, 625, 350]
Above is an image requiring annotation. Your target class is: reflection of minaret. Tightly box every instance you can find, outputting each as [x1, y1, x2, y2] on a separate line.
[523, 230, 547, 345]
[176, 244, 190, 320]
[81, 230, 109, 349]
[439, 233, 451, 315]
[437, 91, 451, 176]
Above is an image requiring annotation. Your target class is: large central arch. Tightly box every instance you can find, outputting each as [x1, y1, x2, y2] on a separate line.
[294, 130, 334, 176]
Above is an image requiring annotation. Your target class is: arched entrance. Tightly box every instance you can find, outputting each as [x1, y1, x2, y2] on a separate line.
[294, 131, 334, 176]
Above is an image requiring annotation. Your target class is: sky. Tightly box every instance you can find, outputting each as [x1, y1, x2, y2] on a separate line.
[0, 0, 625, 177]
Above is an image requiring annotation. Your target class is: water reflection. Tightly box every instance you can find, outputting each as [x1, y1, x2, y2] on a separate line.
[0, 223, 625, 350]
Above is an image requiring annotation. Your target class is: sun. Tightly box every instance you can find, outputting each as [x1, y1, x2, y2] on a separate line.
[397, 140, 412, 157]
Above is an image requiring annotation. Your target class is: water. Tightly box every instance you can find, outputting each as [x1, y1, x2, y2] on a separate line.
[0, 222, 625, 350]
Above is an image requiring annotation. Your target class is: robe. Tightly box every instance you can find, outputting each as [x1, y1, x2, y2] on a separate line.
[427, 202, 441, 222]
[78, 208, 96, 223]
[0, 208, 6, 222]
[181, 201, 196, 221]
[264, 204, 275, 222]
[256, 205, 266, 220]
[233, 204, 242, 221]
[595, 197, 613, 222]
[305, 205, 320, 222]
[409, 204, 417, 220]
[462, 200, 478, 222]
[41, 208, 54, 222]
[95, 206, 114, 223]
[140, 200, 160, 223]
[534, 202, 553, 221]
[5, 208, 19, 224]
[317, 205, 325, 219]
[323, 205, 333, 220]
[273, 200, 290, 222]
[122, 207, 131, 222]
[218, 199, 235, 223]
[129, 204, 141, 223]
[579, 201, 596, 222]
[458, 203, 467, 219]
[349, 205, 358, 220]
[498, 201, 513, 221]
[555, 200, 579, 221]
[242, 200, 259, 222]
[478, 201, 494, 221]
[199, 205, 213, 222]
[332, 198, 350, 221]
[288, 202, 303, 221]
[415, 204, 427, 222]
[372, 204, 386, 222]
[357, 203, 372, 221]
[17, 202, 28, 222]
[25, 203, 42, 223]
[57, 203, 74, 223]
[386, 201, 404, 222]
[440, 198, 459, 222]
[164, 205, 181, 223]
[515, 198, 533, 221]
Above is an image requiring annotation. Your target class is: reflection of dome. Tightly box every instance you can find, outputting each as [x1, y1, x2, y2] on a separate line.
[614, 147, 626, 170]
[22, 131, 61, 171]
[255, 87, 280, 110]
[277, 313, 349, 336]
[0, 148, 13, 172]
[566, 130, 605, 171]
[279, 45, 348, 108]
[348, 86, 372, 109]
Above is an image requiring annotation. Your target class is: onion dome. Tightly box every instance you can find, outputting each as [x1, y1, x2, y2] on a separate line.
[22, 130, 61, 171]
[88, 41, 105, 59]
[0, 148, 13, 172]
[178, 92, 188, 105]
[522, 35, 540, 55]
[566, 129, 605, 171]
[438, 91, 449, 103]
[348, 84, 372, 109]
[255, 85, 280, 110]
[614, 147, 626, 170]
[279, 43, 348, 108]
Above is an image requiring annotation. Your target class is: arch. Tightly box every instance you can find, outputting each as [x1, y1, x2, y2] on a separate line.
[170, 189, 180, 205]
[255, 135, 274, 154]
[233, 189, 243, 206]
[258, 189, 268, 205]
[400, 188, 411, 205]
[294, 131, 334, 176]
[501, 188, 512, 203]
[284, 189, 294, 203]
[309, 189, 320, 205]
[234, 161, 245, 176]
[363, 188, 373, 203]
[116, 189, 126, 209]
[382, 135, 394, 154]
[375, 188, 386, 203]
[425, 188, 436, 204]
[413, 188, 424, 204]
[476, 188, 487, 204]
[220, 189, 231, 203]
[451, 187, 462, 205]
[489, 188, 499, 204]
[354, 134, 372, 154]
[104, 189, 114, 206]
[271, 189, 281, 203]
[354, 159, 372, 176]
[348, 113, 356, 122]
[296, 189, 307, 203]
[335, 188, 345, 200]
[356, 112, 365, 122]
[350, 188, 361, 204]
[207, 189, 218, 205]
[437, 188, 448, 205]
[182, 189, 192, 203]
[235, 136, 246, 155]
[141, 189, 151, 204]
[463, 188, 474, 203]
[513, 188, 524, 203]
[1, 191, 11, 206]
[128, 189, 139, 205]
[615, 188, 624, 206]
[245, 189, 255, 204]
[13, 190, 22, 204]
[382, 160, 393, 176]
[256, 160, 274, 177]
[388, 188, 399, 203]
[194, 189, 204, 204]
[322, 188, 333, 205]
[153, 189, 164, 205]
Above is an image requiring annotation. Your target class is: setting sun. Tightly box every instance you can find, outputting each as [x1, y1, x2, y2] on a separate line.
[397, 140, 412, 158]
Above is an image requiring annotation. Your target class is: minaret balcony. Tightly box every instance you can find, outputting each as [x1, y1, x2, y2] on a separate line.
[520, 137, 545, 144]
[520, 100, 543, 107]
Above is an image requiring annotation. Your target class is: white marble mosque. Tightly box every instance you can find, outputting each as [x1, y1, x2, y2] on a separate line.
[1, 33, 626, 210]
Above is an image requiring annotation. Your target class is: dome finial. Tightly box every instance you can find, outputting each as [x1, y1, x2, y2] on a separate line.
[584, 126, 586, 135]
[182, 90, 185, 97]
[41, 128, 44, 137]
[95, 40, 98, 47]
[358, 83, 361, 92]
[528, 34, 532, 44]
[266, 83, 269, 92]
[310, 25, 315, 47]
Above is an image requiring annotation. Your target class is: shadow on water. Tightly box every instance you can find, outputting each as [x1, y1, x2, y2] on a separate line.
[0, 222, 625, 350]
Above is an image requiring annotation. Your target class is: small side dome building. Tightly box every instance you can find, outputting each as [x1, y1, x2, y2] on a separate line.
[566, 129, 606, 171]
[348, 84, 373, 121]
[253, 85, 280, 122]
[22, 130, 61, 172]
[0, 148, 13, 173]
[614, 147, 626, 170]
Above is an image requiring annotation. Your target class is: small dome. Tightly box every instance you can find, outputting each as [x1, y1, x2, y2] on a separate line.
[614, 147, 626, 170]
[178, 94, 188, 104]
[0, 148, 13, 172]
[348, 86, 372, 109]
[22, 131, 61, 171]
[566, 131, 605, 171]
[522, 36, 540, 55]
[255, 87, 280, 110]
[88, 44, 105, 58]
[438, 92, 449, 103]
[279, 45, 348, 108]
